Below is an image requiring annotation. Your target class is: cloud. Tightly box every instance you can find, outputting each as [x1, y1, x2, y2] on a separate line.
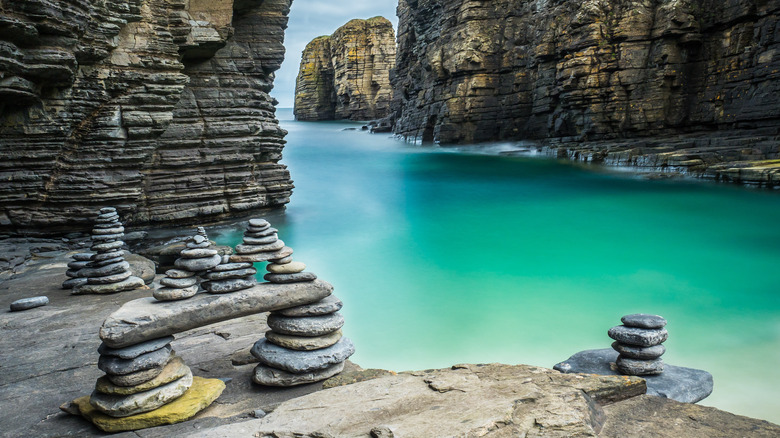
[271, 0, 399, 108]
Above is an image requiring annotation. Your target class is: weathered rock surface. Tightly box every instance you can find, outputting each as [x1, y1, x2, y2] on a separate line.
[0, 0, 294, 235]
[100, 279, 334, 348]
[392, 0, 780, 186]
[294, 17, 396, 121]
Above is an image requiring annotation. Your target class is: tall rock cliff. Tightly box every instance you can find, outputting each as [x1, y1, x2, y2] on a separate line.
[0, 0, 294, 235]
[294, 17, 396, 121]
[392, 0, 780, 182]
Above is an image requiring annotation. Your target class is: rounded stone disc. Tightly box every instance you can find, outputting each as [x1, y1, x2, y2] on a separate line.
[275, 295, 343, 317]
[265, 329, 342, 351]
[267, 312, 344, 337]
[608, 326, 668, 347]
[253, 361, 345, 387]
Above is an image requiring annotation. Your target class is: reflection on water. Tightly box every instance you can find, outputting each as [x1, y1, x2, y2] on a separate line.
[216, 109, 780, 423]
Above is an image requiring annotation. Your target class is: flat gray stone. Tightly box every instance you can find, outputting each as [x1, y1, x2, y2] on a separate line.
[622, 314, 667, 329]
[91, 257, 124, 268]
[100, 280, 334, 348]
[72, 253, 94, 261]
[65, 269, 80, 278]
[264, 272, 317, 284]
[98, 336, 175, 360]
[90, 372, 193, 417]
[77, 261, 130, 278]
[230, 246, 294, 263]
[67, 260, 90, 270]
[203, 278, 256, 294]
[236, 240, 285, 254]
[267, 261, 306, 275]
[93, 227, 125, 235]
[251, 338, 354, 374]
[243, 235, 278, 245]
[86, 270, 132, 285]
[99, 207, 117, 214]
[266, 330, 342, 351]
[92, 233, 124, 242]
[253, 361, 345, 387]
[608, 326, 668, 347]
[245, 227, 278, 237]
[272, 255, 294, 264]
[98, 346, 173, 375]
[160, 276, 198, 288]
[93, 250, 122, 262]
[73, 276, 145, 295]
[165, 269, 195, 279]
[180, 248, 218, 259]
[95, 358, 190, 396]
[617, 357, 664, 376]
[248, 219, 270, 228]
[10, 296, 49, 311]
[275, 295, 343, 317]
[612, 342, 665, 360]
[211, 262, 253, 272]
[192, 235, 207, 244]
[267, 312, 344, 337]
[107, 364, 165, 387]
[187, 241, 211, 249]
[206, 267, 257, 281]
[553, 348, 713, 403]
[91, 241, 124, 252]
[62, 277, 88, 289]
[154, 285, 199, 301]
[174, 254, 221, 272]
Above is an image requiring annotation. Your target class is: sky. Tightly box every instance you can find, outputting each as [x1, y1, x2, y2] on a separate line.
[271, 0, 399, 108]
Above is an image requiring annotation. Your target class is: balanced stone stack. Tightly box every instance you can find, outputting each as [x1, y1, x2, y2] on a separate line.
[231, 219, 293, 263]
[608, 314, 668, 376]
[202, 260, 258, 294]
[62, 252, 94, 289]
[90, 336, 193, 418]
[174, 234, 221, 275]
[154, 267, 199, 302]
[72, 208, 145, 295]
[264, 259, 317, 284]
[251, 294, 354, 386]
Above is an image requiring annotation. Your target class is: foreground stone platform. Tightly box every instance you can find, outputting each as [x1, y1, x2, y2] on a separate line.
[100, 280, 334, 348]
[65, 377, 225, 433]
[554, 349, 714, 403]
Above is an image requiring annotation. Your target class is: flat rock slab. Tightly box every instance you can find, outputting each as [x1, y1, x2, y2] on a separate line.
[100, 280, 334, 348]
[10, 296, 49, 311]
[553, 349, 713, 403]
[66, 376, 224, 433]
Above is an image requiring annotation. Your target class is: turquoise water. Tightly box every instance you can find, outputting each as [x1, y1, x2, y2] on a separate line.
[217, 109, 780, 423]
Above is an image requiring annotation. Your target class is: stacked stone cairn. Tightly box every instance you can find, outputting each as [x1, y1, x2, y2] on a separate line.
[90, 336, 194, 418]
[62, 252, 94, 289]
[72, 208, 145, 294]
[153, 229, 221, 301]
[608, 314, 668, 376]
[230, 219, 293, 264]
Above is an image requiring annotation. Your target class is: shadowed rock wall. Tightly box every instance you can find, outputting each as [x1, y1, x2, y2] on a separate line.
[294, 17, 396, 121]
[0, 0, 294, 235]
[392, 0, 780, 145]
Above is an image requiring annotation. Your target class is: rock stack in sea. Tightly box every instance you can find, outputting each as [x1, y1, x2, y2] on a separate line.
[608, 314, 668, 376]
[72, 208, 145, 295]
[62, 252, 94, 289]
[90, 336, 194, 418]
[230, 219, 293, 264]
[251, 290, 353, 386]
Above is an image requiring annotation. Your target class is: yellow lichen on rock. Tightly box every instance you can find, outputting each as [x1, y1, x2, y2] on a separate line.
[69, 377, 225, 433]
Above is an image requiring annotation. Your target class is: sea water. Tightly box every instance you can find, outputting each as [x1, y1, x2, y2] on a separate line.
[216, 108, 780, 423]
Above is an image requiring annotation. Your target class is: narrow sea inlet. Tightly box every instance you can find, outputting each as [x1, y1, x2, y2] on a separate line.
[217, 109, 780, 423]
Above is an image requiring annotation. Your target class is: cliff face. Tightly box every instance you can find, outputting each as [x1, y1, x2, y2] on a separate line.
[0, 0, 294, 235]
[392, 0, 780, 147]
[294, 17, 395, 121]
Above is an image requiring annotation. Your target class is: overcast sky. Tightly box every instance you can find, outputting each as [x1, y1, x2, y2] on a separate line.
[271, 0, 399, 108]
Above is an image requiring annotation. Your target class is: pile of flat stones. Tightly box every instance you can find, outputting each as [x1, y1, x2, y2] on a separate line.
[608, 313, 668, 376]
[153, 230, 222, 301]
[62, 252, 94, 289]
[71, 208, 144, 295]
[251, 292, 353, 386]
[264, 258, 317, 284]
[230, 219, 293, 264]
[90, 336, 194, 418]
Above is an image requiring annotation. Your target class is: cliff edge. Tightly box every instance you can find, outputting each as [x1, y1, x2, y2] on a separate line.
[0, 0, 295, 235]
[295, 17, 396, 121]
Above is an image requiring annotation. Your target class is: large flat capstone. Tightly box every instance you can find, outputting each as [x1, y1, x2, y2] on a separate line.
[100, 280, 334, 348]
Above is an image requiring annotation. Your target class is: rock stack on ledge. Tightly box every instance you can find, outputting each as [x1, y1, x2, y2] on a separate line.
[174, 234, 222, 276]
[609, 314, 668, 376]
[230, 219, 293, 263]
[252, 263, 353, 386]
[554, 313, 713, 403]
[72, 208, 144, 295]
[154, 267, 199, 302]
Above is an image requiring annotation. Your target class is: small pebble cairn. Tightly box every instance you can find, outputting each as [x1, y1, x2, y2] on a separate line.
[62, 252, 94, 289]
[153, 229, 221, 301]
[230, 219, 293, 263]
[89, 336, 194, 418]
[72, 208, 144, 295]
[173, 234, 222, 275]
[608, 314, 668, 376]
[153, 267, 199, 302]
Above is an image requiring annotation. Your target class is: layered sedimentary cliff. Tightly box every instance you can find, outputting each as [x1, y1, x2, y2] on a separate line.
[0, 0, 294, 234]
[294, 17, 395, 121]
[392, 0, 780, 185]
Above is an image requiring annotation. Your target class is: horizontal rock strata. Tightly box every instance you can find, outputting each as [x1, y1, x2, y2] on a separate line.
[0, 0, 294, 235]
[392, 0, 780, 185]
[294, 17, 396, 121]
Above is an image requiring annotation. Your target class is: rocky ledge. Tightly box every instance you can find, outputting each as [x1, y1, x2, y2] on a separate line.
[294, 17, 396, 121]
[0, 0, 295, 235]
